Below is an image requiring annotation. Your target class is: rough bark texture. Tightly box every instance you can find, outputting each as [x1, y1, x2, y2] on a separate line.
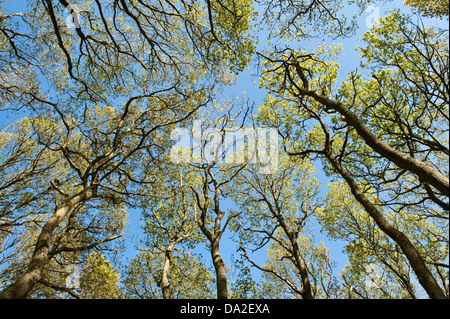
[0, 190, 94, 299]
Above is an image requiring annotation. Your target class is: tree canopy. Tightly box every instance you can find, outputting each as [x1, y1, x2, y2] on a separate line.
[0, 0, 448, 300]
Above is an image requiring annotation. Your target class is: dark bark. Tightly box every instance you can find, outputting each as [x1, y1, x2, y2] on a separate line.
[291, 240, 313, 299]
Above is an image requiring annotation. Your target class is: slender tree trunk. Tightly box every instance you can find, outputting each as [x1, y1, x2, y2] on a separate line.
[160, 243, 174, 299]
[211, 168, 228, 299]
[267, 201, 314, 299]
[160, 260, 171, 299]
[193, 166, 230, 299]
[291, 240, 313, 299]
[0, 190, 94, 299]
[327, 155, 446, 299]
[196, 208, 229, 299]
[211, 237, 228, 299]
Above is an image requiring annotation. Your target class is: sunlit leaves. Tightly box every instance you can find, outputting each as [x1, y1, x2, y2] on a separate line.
[404, 0, 449, 20]
[79, 251, 122, 299]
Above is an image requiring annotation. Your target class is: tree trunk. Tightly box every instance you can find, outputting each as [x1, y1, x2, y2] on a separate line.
[327, 155, 446, 299]
[194, 166, 229, 299]
[271, 204, 314, 299]
[160, 244, 174, 299]
[0, 190, 94, 299]
[291, 241, 314, 299]
[304, 90, 449, 197]
[211, 238, 228, 299]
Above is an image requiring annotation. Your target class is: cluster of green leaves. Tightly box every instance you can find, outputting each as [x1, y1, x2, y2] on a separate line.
[0, 0, 257, 299]
[404, 0, 449, 19]
[255, 4, 448, 299]
[122, 249, 215, 299]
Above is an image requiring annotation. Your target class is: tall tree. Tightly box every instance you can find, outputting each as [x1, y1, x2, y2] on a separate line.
[0, 0, 256, 298]
[232, 157, 334, 299]
[137, 163, 206, 299]
[190, 161, 244, 299]
[319, 181, 448, 298]
[1, 0, 448, 300]
[257, 9, 448, 298]
[123, 249, 215, 299]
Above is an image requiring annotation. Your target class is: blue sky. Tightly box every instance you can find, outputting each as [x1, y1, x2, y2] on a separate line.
[205, 0, 399, 275]
[0, 0, 395, 278]
[2, 0, 445, 295]
[197, 0, 449, 289]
